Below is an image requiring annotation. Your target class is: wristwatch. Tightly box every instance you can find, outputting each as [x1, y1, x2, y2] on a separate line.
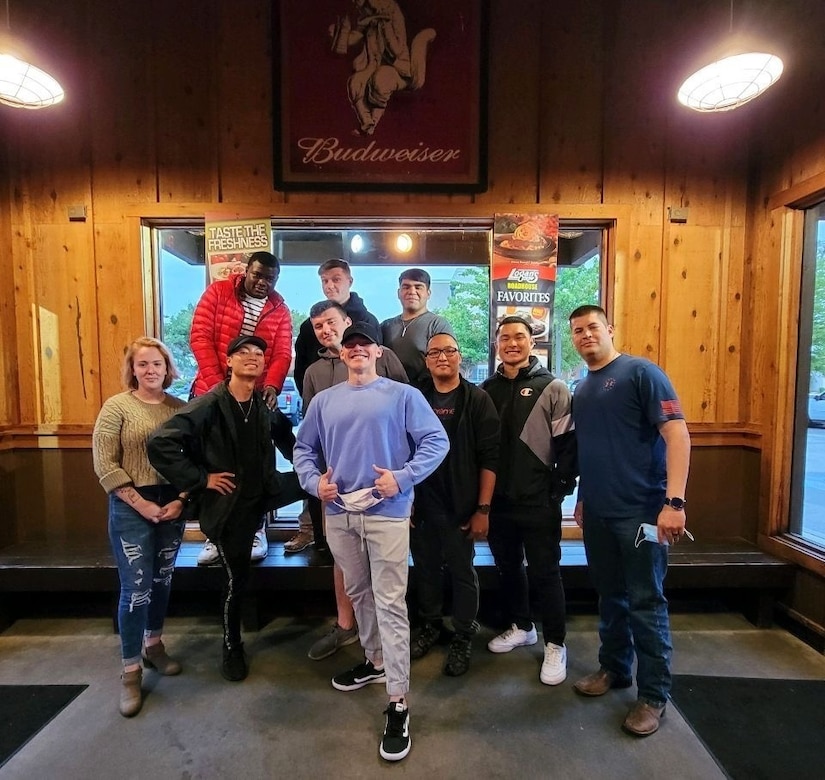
[476, 504, 491, 515]
[664, 497, 686, 511]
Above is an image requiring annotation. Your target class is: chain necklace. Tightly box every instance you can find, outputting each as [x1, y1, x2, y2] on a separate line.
[401, 312, 424, 337]
[236, 397, 254, 423]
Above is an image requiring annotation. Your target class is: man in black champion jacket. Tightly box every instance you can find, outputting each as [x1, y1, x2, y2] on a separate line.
[480, 315, 577, 687]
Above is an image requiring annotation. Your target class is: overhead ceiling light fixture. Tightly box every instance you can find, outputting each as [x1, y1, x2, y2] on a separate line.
[0, 0, 65, 109]
[676, 1, 783, 113]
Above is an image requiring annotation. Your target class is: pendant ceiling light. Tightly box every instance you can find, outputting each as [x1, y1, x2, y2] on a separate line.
[677, 1, 783, 113]
[0, 0, 64, 109]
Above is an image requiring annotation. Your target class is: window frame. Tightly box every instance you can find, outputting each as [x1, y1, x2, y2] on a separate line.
[142, 215, 612, 532]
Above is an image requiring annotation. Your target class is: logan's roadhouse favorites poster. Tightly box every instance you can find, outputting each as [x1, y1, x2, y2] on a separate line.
[205, 217, 272, 284]
[275, 0, 486, 190]
[491, 213, 559, 369]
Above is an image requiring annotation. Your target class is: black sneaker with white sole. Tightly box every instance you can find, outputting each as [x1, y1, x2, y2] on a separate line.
[380, 701, 411, 761]
[331, 659, 386, 691]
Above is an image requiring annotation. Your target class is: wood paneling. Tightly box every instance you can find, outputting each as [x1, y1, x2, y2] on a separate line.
[538, 0, 604, 205]
[153, 0, 219, 203]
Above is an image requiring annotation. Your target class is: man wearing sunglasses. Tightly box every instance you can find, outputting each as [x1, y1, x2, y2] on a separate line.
[294, 321, 449, 762]
[409, 333, 500, 677]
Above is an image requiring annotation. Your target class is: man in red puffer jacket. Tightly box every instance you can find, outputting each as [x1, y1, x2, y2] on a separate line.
[190, 250, 293, 565]
[191, 251, 292, 403]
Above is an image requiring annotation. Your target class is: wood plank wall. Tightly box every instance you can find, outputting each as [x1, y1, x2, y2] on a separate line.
[2, 1, 825, 572]
[1, 0, 766, 425]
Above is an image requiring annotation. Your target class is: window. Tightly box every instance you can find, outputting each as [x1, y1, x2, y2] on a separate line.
[147, 219, 605, 522]
[791, 201, 825, 548]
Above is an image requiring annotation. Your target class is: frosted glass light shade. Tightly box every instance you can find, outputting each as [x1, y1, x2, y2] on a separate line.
[0, 52, 64, 109]
[677, 52, 783, 112]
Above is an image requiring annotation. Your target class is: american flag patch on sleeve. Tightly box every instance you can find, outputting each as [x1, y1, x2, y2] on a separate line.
[660, 399, 683, 416]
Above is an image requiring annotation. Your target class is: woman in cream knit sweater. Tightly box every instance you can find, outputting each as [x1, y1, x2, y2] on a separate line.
[92, 336, 187, 717]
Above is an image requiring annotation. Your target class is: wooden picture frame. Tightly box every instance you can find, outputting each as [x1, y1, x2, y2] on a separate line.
[273, 0, 488, 192]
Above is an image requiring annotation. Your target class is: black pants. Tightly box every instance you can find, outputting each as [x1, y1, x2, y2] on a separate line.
[215, 495, 263, 649]
[410, 512, 479, 635]
[487, 502, 566, 646]
[217, 473, 308, 648]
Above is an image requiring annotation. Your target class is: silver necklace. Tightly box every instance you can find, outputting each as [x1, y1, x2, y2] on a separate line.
[236, 397, 254, 423]
[401, 313, 424, 337]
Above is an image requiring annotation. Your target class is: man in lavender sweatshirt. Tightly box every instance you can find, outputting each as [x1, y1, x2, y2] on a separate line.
[294, 321, 449, 763]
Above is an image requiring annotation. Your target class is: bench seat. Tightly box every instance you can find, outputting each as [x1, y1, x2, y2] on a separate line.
[0, 537, 795, 629]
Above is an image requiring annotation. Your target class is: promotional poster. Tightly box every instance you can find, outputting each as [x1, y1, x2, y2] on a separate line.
[491, 213, 559, 369]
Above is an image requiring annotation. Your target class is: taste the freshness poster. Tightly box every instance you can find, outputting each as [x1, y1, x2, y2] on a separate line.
[491, 213, 559, 369]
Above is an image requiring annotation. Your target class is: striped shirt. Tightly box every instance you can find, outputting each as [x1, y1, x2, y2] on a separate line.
[240, 294, 266, 336]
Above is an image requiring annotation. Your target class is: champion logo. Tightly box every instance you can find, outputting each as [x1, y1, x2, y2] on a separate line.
[520, 388, 534, 397]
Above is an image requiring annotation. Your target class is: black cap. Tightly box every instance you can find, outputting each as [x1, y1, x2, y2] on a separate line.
[226, 335, 267, 356]
[341, 322, 380, 346]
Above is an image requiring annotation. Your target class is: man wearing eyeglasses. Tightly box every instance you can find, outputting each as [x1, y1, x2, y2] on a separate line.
[568, 305, 690, 737]
[189, 251, 293, 566]
[409, 333, 499, 677]
[481, 316, 577, 688]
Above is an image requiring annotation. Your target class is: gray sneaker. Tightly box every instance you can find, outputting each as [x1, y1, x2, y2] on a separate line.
[308, 623, 359, 660]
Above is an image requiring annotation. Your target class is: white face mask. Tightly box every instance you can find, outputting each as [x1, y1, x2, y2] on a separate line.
[334, 487, 383, 513]
[634, 523, 695, 548]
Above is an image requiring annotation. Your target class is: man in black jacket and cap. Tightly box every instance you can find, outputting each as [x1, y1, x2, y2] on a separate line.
[148, 335, 305, 683]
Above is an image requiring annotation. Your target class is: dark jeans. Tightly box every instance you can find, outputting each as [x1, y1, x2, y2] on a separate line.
[410, 511, 479, 635]
[582, 512, 672, 705]
[108, 491, 185, 664]
[487, 502, 565, 646]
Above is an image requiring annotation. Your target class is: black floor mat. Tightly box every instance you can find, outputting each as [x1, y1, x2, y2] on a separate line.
[0, 685, 87, 768]
[670, 675, 825, 780]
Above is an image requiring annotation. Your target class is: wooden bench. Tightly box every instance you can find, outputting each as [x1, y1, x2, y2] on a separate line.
[0, 537, 795, 631]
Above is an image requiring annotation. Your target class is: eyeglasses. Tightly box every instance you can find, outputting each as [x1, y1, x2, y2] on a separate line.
[425, 347, 460, 359]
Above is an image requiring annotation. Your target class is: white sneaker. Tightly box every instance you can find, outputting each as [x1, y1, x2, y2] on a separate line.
[487, 623, 538, 653]
[197, 540, 219, 566]
[540, 642, 567, 685]
[250, 530, 268, 562]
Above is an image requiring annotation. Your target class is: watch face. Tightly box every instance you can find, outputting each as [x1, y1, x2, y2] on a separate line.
[667, 497, 685, 510]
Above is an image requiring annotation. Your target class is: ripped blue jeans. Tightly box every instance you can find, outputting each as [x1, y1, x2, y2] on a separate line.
[108, 492, 185, 666]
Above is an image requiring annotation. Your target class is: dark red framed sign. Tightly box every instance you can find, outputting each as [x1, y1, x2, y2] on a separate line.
[273, 0, 488, 192]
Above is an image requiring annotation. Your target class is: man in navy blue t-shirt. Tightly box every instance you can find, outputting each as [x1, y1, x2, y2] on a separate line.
[568, 305, 691, 738]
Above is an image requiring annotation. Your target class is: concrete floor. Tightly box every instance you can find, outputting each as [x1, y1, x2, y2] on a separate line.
[1, 610, 824, 779]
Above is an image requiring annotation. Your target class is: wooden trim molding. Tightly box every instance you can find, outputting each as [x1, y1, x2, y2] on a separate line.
[761, 533, 825, 579]
[1, 421, 762, 451]
[767, 171, 825, 211]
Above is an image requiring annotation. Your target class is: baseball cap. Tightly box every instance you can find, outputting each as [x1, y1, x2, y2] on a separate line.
[341, 322, 380, 346]
[226, 335, 267, 356]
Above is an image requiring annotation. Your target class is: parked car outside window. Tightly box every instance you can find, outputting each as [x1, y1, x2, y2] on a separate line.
[278, 377, 302, 426]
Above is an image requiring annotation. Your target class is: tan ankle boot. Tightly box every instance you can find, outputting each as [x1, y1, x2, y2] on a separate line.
[119, 668, 143, 717]
[143, 640, 182, 675]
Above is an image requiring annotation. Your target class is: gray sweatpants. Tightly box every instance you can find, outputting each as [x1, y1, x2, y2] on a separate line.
[326, 512, 410, 697]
